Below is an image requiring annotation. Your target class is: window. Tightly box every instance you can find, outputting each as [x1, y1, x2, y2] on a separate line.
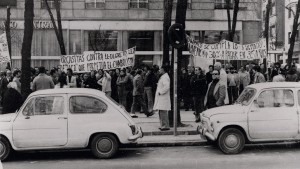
[257, 89, 294, 108]
[128, 31, 154, 51]
[236, 88, 256, 105]
[23, 96, 64, 116]
[214, 0, 233, 9]
[173, 0, 192, 9]
[0, 0, 16, 7]
[41, 0, 61, 9]
[129, 0, 149, 9]
[86, 30, 118, 51]
[85, 0, 105, 9]
[70, 96, 107, 114]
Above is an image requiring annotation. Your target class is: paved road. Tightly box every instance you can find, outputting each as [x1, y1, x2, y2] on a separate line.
[3, 143, 300, 169]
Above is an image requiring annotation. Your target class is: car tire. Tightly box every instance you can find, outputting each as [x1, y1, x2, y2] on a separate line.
[217, 128, 245, 154]
[0, 137, 11, 161]
[91, 134, 119, 159]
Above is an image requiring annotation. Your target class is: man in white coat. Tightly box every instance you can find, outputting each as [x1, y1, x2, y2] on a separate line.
[66, 68, 77, 88]
[153, 65, 171, 131]
[214, 62, 229, 105]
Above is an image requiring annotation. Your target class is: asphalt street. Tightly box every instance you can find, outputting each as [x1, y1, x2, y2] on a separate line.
[3, 143, 300, 169]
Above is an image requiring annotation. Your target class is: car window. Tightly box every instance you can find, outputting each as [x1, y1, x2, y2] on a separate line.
[70, 96, 107, 114]
[257, 89, 294, 108]
[23, 96, 64, 116]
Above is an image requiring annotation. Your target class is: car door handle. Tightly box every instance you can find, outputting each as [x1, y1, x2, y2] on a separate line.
[58, 117, 67, 120]
[250, 109, 257, 112]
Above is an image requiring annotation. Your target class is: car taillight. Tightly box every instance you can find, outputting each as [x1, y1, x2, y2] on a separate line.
[128, 124, 136, 135]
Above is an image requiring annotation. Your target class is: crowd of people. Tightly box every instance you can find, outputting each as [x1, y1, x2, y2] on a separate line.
[179, 61, 300, 122]
[0, 64, 173, 131]
[0, 61, 298, 130]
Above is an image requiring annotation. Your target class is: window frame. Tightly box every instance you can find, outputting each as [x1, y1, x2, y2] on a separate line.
[85, 0, 106, 9]
[0, 0, 17, 7]
[22, 96, 65, 116]
[214, 0, 233, 9]
[256, 89, 295, 108]
[69, 95, 108, 114]
[41, 0, 61, 9]
[173, 0, 192, 9]
[129, 0, 149, 9]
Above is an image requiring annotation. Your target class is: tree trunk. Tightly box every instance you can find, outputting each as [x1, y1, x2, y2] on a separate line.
[287, 0, 300, 67]
[5, 6, 11, 70]
[263, 0, 271, 74]
[21, 0, 34, 99]
[162, 0, 173, 65]
[227, 0, 239, 42]
[44, 0, 66, 55]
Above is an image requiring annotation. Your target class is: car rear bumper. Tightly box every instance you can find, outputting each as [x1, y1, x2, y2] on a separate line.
[128, 127, 143, 141]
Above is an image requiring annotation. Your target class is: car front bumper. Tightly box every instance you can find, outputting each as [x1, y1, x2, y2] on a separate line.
[197, 124, 216, 141]
[128, 127, 143, 141]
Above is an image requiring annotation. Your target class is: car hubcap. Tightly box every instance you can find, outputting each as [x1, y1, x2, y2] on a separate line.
[0, 142, 5, 157]
[97, 138, 113, 153]
[224, 134, 239, 149]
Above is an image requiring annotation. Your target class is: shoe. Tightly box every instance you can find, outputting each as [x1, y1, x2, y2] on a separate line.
[146, 112, 154, 117]
[130, 114, 138, 118]
[159, 128, 170, 131]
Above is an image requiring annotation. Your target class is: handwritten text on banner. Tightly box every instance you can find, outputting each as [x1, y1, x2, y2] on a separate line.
[0, 33, 11, 63]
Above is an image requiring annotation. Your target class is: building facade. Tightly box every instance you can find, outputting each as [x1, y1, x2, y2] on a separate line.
[0, 0, 261, 70]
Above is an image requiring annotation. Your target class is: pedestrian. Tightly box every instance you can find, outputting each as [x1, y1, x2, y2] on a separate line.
[126, 68, 134, 112]
[252, 65, 266, 84]
[273, 69, 285, 82]
[31, 66, 55, 92]
[2, 81, 23, 114]
[204, 70, 226, 109]
[66, 68, 77, 88]
[206, 65, 214, 85]
[214, 62, 229, 105]
[130, 70, 154, 118]
[143, 66, 155, 114]
[50, 69, 58, 85]
[98, 71, 112, 96]
[238, 65, 250, 94]
[190, 67, 207, 122]
[286, 66, 298, 82]
[153, 65, 171, 131]
[81, 73, 92, 88]
[0, 72, 9, 106]
[180, 68, 192, 111]
[110, 69, 119, 102]
[6, 70, 13, 82]
[57, 72, 68, 88]
[89, 70, 98, 89]
[117, 69, 129, 108]
[227, 67, 239, 104]
[12, 69, 21, 93]
[270, 62, 281, 81]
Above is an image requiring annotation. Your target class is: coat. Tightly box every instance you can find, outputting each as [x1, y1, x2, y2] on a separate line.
[32, 73, 55, 91]
[153, 73, 171, 111]
[219, 68, 229, 104]
[204, 80, 226, 107]
[132, 74, 143, 96]
[66, 76, 77, 88]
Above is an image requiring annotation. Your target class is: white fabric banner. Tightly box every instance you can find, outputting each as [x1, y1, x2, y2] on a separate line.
[187, 35, 267, 61]
[60, 47, 135, 73]
[0, 33, 11, 63]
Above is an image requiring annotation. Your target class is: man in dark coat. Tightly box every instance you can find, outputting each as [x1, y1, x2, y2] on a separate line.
[0, 72, 9, 106]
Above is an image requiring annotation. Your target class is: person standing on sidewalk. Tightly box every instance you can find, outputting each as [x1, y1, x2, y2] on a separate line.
[32, 66, 55, 92]
[190, 67, 207, 122]
[98, 71, 112, 96]
[153, 65, 171, 131]
[130, 70, 153, 118]
[227, 66, 239, 105]
[143, 66, 155, 114]
[214, 62, 229, 105]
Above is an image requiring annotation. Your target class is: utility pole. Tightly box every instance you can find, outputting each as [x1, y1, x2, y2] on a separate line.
[5, 6, 11, 70]
[264, 0, 271, 73]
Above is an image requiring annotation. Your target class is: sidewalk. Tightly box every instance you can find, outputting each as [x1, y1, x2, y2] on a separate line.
[132, 110, 207, 146]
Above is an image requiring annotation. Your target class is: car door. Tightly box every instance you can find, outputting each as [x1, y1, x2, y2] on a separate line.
[248, 88, 298, 140]
[12, 95, 68, 148]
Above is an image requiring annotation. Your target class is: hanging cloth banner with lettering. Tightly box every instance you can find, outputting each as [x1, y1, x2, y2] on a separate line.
[60, 47, 136, 73]
[187, 35, 267, 60]
[0, 33, 11, 63]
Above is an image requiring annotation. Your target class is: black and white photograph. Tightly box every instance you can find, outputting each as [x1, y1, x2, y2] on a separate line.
[1, 0, 300, 168]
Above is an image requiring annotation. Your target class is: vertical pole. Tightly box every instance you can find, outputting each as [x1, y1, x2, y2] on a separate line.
[173, 48, 178, 136]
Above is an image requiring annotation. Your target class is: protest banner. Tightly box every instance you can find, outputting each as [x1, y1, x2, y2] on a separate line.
[187, 35, 267, 61]
[0, 33, 11, 72]
[60, 47, 135, 73]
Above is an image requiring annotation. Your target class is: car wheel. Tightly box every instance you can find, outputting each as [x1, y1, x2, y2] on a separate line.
[217, 128, 245, 154]
[91, 134, 119, 159]
[0, 137, 11, 161]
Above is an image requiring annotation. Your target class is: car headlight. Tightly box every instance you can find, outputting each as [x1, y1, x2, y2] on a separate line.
[128, 124, 136, 135]
[210, 122, 214, 132]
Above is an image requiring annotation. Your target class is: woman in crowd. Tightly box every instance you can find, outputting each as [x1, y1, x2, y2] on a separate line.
[98, 71, 112, 96]
[117, 68, 129, 108]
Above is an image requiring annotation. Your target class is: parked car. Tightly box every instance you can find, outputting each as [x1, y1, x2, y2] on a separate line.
[0, 88, 143, 161]
[198, 82, 300, 154]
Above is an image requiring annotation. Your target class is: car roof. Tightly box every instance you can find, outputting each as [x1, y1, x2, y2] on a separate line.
[29, 88, 106, 97]
[246, 82, 300, 90]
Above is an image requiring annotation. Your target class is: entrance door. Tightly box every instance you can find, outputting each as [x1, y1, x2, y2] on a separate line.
[248, 89, 298, 139]
[13, 95, 68, 148]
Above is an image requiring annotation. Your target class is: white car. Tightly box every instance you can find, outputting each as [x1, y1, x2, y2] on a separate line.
[0, 88, 143, 161]
[198, 82, 300, 154]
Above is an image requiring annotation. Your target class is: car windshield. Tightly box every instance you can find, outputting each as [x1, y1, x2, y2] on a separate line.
[235, 88, 256, 105]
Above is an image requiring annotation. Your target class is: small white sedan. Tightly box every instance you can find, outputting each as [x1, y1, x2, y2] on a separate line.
[0, 88, 143, 161]
[198, 82, 300, 154]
